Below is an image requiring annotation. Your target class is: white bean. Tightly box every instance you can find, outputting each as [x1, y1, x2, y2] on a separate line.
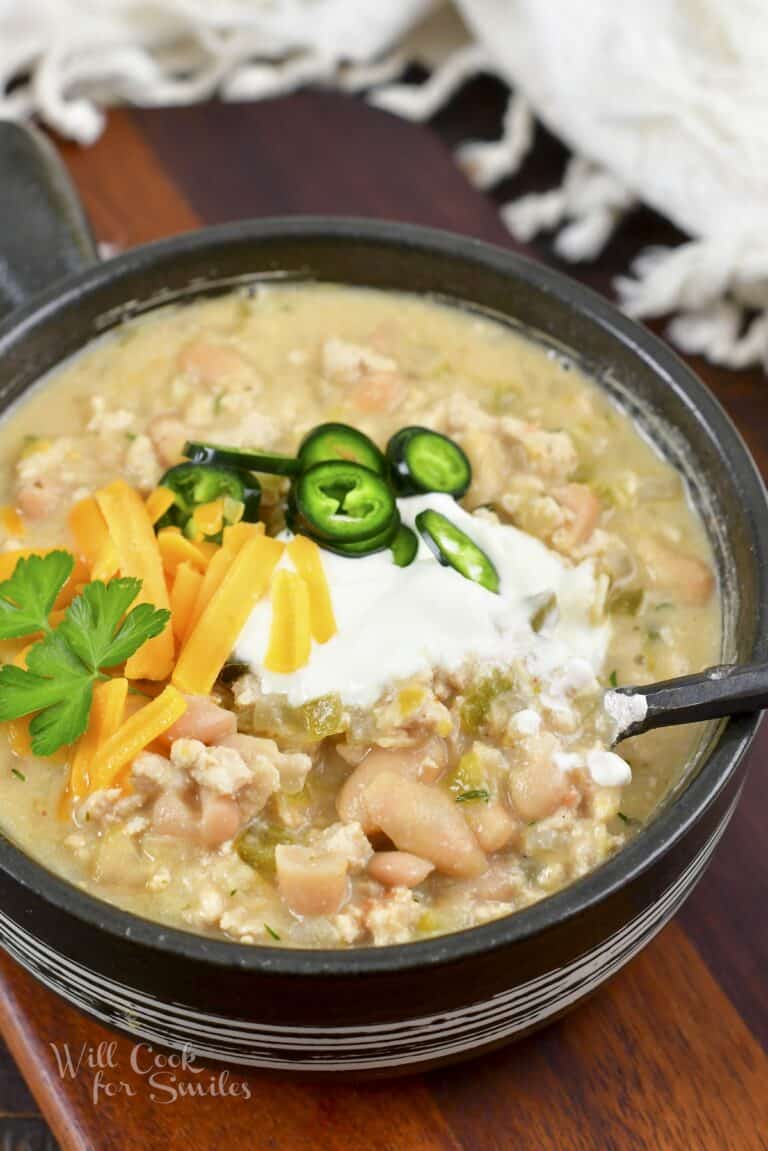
[337, 738, 446, 829]
[361, 773, 487, 879]
[275, 846, 348, 917]
[367, 851, 434, 888]
[198, 790, 241, 847]
[507, 735, 576, 822]
[147, 413, 188, 468]
[164, 696, 237, 746]
[463, 801, 519, 853]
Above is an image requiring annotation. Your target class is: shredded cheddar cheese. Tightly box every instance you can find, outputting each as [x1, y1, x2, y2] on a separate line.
[95, 480, 174, 680]
[170, 562, 204, 646]
[145, 486, 176, 525]
[191, 498, 225, 539]
[66, 677, 129, 807]
[264, 569, 312, 675]
[69, 497, 120, 582]
[0, 505, 24, 539]
[157, 526, 210, 574]
[286, 535, 337, 645]
[0, 548, 52, 582]
[89, 685, 188, 793]
[173, 534, 283, 695]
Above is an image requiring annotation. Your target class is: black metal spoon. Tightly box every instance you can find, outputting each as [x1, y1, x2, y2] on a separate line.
[611, 662, 768, 741]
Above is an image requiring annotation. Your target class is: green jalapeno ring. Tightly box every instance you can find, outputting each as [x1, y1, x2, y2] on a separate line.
[157, 462, 261, 533]
[286, 502, 400, 557]
[317, 513, 401, 557]
[183, 440, 299, 476]
[386, 427, 472, 497]
[415, 508, 499, 594]
[391, 523, 419, 567]
[298, 422, 386, 476]
[294, 460, 397, 544]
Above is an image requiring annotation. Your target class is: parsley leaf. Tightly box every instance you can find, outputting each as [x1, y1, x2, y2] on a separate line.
[0, 633, 93, 757]
[58, 577, 168, 671]
[0, 570, 171, 756]
[29, 681, 94, 758]
[0, 551, 74, 639]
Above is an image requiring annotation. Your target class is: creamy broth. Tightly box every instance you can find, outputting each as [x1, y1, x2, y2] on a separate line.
[0, 286, 720, 947]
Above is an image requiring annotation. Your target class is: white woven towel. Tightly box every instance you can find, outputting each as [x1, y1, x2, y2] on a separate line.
[1, 0, 766, 368]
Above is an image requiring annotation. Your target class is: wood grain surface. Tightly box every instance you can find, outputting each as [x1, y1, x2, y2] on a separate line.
[0, 85, 766, 1150]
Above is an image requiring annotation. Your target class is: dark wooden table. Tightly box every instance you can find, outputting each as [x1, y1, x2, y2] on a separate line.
[1, 87, 766, 1151]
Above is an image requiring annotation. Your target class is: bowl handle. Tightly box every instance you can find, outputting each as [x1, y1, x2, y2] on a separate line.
[0, 122, 98, 319]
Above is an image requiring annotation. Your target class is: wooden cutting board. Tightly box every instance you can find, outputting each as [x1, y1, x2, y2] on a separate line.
[0, 92, 766, 1150]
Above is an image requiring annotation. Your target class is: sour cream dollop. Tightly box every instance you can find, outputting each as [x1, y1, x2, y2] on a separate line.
[234, 493, 610, 710]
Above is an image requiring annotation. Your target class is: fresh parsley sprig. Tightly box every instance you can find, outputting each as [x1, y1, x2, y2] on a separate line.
[0, 550, 74, 639]
[0, 551, 170, 756]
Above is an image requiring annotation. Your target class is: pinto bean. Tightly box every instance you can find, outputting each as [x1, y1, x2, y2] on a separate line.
[337, 738, 446, 829]
[198, 790, 242, 847]
[462, 801, 519, 853]
[275, 846, 348, 917]
[147, 413, 188, 467]
[367, 851, 434, 888]
[361, 773, 487, 879]
[163, 696, 237, 746]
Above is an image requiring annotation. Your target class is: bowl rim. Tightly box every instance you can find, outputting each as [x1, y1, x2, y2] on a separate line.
[0, 216, 766, 978]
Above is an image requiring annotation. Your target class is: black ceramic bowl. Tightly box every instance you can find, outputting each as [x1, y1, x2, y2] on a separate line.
[0, 125, 765, 1076]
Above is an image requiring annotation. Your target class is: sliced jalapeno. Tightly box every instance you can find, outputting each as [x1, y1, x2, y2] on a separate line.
[184, 440, 299, 476]
[391, 524, 418, 567]
[158, 462, 261, 533]
[318, 513, 401, 557]
[415, 509, 499, 593]
[386, 427, 471, 497]
[298, 423, 386, 476]
[293, 461, 396, 544]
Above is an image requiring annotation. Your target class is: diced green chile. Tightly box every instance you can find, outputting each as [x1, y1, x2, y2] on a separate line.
[157, 463, 261, 531]
[607, 586, 644, 615]
[236, 824, 299, 873]
[298, 423, 386, 476]
[386, 427, 471, 497]
[415, 509, 499, 593]
[183, 440, 299, 476]
[455, 788, 490, 804]
[297, 694, 346, 737]
[529, 591, 558, 633]
[391, 523, 418, 567]
[293, 461, 397, 544]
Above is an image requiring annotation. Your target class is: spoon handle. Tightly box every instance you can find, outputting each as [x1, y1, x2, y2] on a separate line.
[615, 662, 768, 740]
